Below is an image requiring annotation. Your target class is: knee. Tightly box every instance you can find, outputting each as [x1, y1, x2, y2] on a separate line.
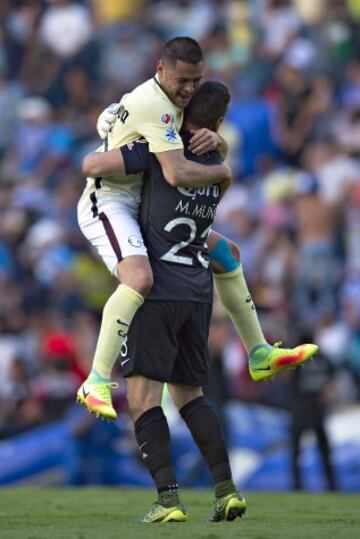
[126, 382, 161, 422]
[118, 265, 154, 297]
[130, 266, 154, 297]
[168, 384, 203, 411]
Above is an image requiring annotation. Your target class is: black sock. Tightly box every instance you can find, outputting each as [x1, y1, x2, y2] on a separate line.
[180, 396, 235, 494]
[134, 406, 179, 501]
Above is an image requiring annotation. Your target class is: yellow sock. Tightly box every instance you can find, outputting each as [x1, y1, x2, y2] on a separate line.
[214, 265, 267, 354]
[92, 284, 144, 378]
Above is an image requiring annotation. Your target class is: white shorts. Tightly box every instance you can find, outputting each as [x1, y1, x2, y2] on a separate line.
[77, 184, 147, 276]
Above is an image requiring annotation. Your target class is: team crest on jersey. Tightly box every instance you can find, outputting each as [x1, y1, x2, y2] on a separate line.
[161, 113, 173, 124]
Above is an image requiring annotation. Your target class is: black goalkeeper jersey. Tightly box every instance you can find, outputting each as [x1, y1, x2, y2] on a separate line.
[121, 131, 222, 303]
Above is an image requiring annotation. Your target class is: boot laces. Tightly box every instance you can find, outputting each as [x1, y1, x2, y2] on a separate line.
[96, 382, 118, 403]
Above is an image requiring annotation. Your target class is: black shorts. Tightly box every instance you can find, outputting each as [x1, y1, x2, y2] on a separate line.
[120, 300, 212, 387]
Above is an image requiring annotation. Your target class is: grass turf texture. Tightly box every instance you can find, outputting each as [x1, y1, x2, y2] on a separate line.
[0, 488, 359, 539]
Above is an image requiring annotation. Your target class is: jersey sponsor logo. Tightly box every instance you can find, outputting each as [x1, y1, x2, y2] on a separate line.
[177, 185, 220, 200]
[128, 235, 142, 247]
[165, 125, 178, 143]
[161, 113, 173, 124]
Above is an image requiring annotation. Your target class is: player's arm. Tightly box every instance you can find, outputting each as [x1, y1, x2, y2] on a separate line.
[83, 144, 232, 190]
[82, 150, 126, 177]
[82, 141, 148, 178]
[83, 141, 231, 187]
[155, 149, 232, 188]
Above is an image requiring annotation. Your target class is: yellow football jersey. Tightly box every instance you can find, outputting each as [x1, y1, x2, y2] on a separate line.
[108, 75, 184, 153]
[88, 75, 184, 203]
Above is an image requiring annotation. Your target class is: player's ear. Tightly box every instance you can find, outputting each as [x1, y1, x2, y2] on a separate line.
[157, 59, 164, 78]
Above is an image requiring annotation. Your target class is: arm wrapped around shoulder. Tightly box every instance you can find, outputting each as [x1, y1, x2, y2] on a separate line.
[156, 149, 233, 188]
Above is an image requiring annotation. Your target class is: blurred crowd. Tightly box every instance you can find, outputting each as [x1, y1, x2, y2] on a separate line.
[1, 0, 360, 440]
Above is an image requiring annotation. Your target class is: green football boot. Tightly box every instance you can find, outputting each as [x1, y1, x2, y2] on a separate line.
[249, 342, 319, 382]
[141, 501, 187, 523]
[210, 492, 247, 522]
[76, 371, 118, 420]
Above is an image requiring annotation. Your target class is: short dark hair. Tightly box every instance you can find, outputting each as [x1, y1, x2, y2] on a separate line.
[161, 37, 204, 66]
[184, 81, 231, 129]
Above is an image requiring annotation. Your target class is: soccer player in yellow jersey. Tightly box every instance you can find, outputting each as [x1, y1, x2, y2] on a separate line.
[77, 37, 318, 421]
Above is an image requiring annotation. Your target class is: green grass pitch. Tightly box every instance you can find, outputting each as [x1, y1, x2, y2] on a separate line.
[0, 488, 359, 539]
